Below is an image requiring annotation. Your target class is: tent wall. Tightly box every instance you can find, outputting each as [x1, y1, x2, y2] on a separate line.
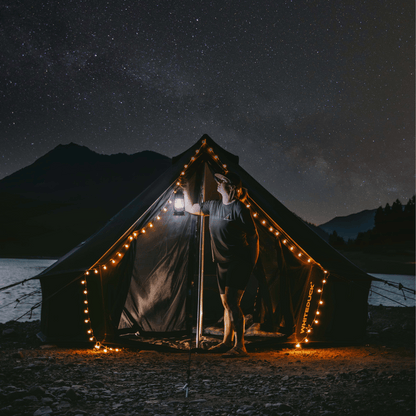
[38, 135, 372, 346]
[40, 273, 86, 343]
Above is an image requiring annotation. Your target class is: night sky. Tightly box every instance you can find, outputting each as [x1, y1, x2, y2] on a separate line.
[1, 0, 414, 225]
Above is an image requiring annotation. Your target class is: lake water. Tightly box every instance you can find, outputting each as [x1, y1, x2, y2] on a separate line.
[0, 259, 414, 323]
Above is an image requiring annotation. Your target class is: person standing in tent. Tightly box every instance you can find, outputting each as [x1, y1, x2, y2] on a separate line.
[184, 172, 259, 357]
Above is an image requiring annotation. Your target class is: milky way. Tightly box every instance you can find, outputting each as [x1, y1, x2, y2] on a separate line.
[0, 0, 414, 224]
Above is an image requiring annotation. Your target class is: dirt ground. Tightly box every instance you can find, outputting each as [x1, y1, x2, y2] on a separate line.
[0, 306, 414, 416]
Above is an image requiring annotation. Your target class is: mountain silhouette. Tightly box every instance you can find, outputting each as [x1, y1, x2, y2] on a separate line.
[319, 209, 377, 241]
[0, 143, 171, 257]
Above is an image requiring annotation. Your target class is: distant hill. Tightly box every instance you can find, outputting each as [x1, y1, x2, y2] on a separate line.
[0, 143, 171, 257]
[318, 209, 377, 241]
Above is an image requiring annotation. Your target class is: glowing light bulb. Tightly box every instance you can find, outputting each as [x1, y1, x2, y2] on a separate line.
[94, 269, 98, 274]
[81, 280, 85, 284]
[223, 164, 227, 169]
[84, 290, 87, 294]
[191, 157, 195, 161]
[319, 301, 323, 305]
[269, 227, 273, 232]
[290, 246, 294, 251]
[168, 200, 172, 204]
[111, 259, 115, 264]
[141, 229, 146, 233]
[283, 240, 287, 244]
[305, 338, 309, 343]
[149, 223, 153, 228]
[87, 330, 92, 334]
[184, 164, 188, 168]
[157, 216, 161, 220]
[84, 300, 88, 304]
[129, 236, 133, 241]
[115, 348, 119, 352]
[275, 231, 279, 236]
[253, 213, 258, 218]
[104, 348, 108, 353]
[246, 204, 251, 208]
[324, 270, 328, 274]
[85, 271, 89, 276]
[316, 311, 320, 315]
[214, 155, 219, 160]
[202, 139, 206, 144]
[133, 232, 138, 237]
[308, 259, 312, 263]
[94, 344, 100, 349]
[307, 329, 311, 333]
[125, 244, 129, 248]
[89, 337, 94, 341]
[296, 343, 301, 348]
[322, 279, 327, 284]
[195, 149, 200, 154]
[315, 320, 319, 324]
[84, 319, 89, 323]
[318, 289, 322, 293]
[262, 220, 266, 225]
[118, 253, 122, 257]
[84, 309, 88, 313]
[181, 171, 185, 175]
[298, 253, 302, 257]
[103, 266, 107, 270]
[208, 147, 213, 152]
[163, 208, 167, 212]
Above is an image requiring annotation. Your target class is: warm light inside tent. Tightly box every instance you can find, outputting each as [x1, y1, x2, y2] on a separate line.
[78, 138, 333, 352]
[174, 190, 185, 216]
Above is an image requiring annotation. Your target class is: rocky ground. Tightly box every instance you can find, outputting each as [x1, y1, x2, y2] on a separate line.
[0, 306, 414, 416]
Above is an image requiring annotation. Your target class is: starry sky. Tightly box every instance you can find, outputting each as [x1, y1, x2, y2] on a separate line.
[1, 0, 414, 225]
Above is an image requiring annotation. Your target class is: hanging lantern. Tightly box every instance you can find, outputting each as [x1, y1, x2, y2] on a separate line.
[174, 190, 185, 216]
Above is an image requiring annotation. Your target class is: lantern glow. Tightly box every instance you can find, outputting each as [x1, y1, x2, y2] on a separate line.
[173, 190, 185, 216]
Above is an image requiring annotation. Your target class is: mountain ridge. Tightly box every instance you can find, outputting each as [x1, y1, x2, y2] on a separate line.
[0, 142, 380, 257]
[0, 143, 171, 257]
[319, 209, 377, 240]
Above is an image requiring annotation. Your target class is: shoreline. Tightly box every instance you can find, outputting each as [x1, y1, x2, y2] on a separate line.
[0, 306, 414, 416]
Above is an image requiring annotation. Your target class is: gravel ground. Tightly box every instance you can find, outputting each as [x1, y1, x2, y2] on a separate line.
[0, 306, 414, 416]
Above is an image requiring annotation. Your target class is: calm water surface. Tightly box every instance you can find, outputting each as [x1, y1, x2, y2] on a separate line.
[0, 259, 55, 323]
[0, 259, 414, 323]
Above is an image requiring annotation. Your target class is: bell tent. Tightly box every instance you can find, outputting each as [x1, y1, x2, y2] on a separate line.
[37, 135, 372, 349]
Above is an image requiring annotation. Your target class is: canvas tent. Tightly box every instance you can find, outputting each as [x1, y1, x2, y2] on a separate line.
[37, 135, 372, 348]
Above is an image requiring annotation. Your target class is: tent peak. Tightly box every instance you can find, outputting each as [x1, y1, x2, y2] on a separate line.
[172, 135, 239, 165]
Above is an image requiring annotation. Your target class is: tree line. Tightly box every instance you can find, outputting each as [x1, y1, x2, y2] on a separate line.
[329, 196, 415, 248]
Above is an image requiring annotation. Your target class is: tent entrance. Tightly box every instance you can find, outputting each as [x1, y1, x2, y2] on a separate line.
[113, 162, 269, 348]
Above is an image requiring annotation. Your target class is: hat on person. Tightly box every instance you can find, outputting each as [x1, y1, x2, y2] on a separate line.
[214, 172, 242, 188]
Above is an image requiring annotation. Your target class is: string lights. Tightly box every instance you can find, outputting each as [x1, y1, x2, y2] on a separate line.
[246, 196, 329, 348]
[80, 138, 329, 351]
[191, 139, 330, 348]
[80, 140, 207, 351]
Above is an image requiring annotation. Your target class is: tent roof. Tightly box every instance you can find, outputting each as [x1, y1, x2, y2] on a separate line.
[38, 135, 369, 281]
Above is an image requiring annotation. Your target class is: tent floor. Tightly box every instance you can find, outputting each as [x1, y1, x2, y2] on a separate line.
[119, 326, 288, 352]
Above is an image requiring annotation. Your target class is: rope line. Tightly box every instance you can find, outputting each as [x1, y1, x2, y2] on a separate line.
[380, 279, 415, 294]
[0, 277, 39, 292]
[369, 288, 410, 307]
[11, 273, 84, 322]
[0, 289, 42, 311]
[371, 283, 415, 300]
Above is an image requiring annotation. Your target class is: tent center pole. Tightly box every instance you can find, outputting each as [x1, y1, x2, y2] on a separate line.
[196, 163, 207, 348]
